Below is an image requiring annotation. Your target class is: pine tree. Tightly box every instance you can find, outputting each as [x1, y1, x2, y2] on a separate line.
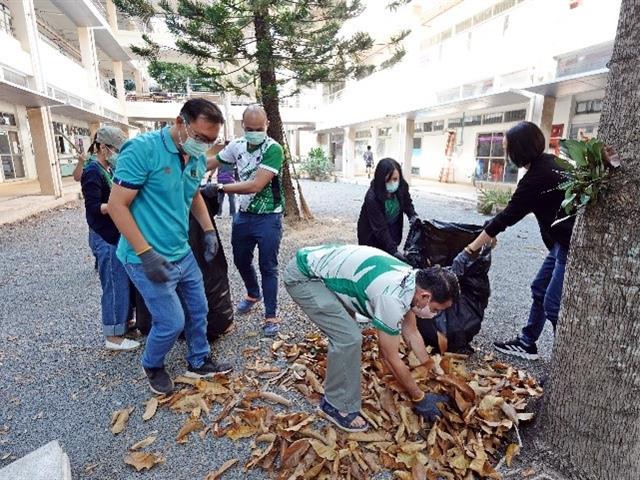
[113, 0, 409, 220]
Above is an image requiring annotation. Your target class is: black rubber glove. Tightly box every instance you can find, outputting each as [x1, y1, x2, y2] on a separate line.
[202, 230, 219, 263]
[200, 183, 220, 199]
[393, 250, 407, 262]
[409, 215, 421, 226]
[138, 248, 172, 283]
[414, 393, 451, 422]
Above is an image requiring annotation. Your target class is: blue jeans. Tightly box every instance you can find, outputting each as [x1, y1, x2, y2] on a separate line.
[231, 212, 283, 318]
[125, 251, 210, 369]
[520, 243, 568, 346]
[217, 191, 236, 216]
[88, 230, 130, 337]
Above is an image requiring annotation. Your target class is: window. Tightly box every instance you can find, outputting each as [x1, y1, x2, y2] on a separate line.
[355, 130, 371, 139]
[0, 2, 13, 36]
[432, 120, 445, 131]
[0, 111, 16, 126]
[569, 123, 598, 141]
[575, 99, 603, 114]
[455, 18, 473, 34]
[413, 137, 422, 150]
[475, 132, 517, 183]
[464, 115, 482, 126]
[482, 112, 503, 125]
[447, 118, 463, 128]
[377, 127, 392, 137]
[504, 109, 526, 122]
[473, 7, 493, 25]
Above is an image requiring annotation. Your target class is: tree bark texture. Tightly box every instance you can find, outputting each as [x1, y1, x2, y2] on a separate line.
[540, 2, 640, 479]
[253, 7, 301, 220]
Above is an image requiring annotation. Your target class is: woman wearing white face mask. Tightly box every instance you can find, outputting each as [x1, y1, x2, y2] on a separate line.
[81, 126, 140, 351]
[357, 158, 419, 259]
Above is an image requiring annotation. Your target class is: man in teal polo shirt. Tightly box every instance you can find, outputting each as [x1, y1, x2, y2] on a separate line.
[108, 98, 232, 395]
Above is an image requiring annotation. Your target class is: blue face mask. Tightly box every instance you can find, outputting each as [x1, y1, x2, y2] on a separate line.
[182, 137, 208, 158]
[386, 181, 399, 193]
[245, 131, 266, 145]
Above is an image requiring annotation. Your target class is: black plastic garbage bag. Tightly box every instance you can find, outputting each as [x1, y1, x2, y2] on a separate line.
[134, 194, 234, 341]
[404, 220, 491, 353]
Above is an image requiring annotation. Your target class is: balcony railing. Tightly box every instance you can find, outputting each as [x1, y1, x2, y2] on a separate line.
[88, 0, 108, 18]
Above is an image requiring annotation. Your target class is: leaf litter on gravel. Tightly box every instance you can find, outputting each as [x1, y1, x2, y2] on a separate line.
[120, 329, 542, 479]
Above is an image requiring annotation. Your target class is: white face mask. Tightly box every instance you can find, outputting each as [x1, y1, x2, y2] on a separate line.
[412, 303, 439, 319]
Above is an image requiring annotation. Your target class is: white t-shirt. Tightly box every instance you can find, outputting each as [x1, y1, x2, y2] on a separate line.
[296, 244, 415, 335]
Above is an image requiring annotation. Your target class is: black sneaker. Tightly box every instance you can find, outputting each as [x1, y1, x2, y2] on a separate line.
[493, 337, 539, 360]
[185, 357, 233, 379]
[143, 366, 174, 395]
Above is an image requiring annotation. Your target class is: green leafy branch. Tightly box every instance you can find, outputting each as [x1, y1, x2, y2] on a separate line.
[555, 138, 621, 218]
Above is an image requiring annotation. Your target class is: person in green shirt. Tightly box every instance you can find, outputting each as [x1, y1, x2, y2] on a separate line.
[284, 244, 460, 432]
[202, 105, 284, 337]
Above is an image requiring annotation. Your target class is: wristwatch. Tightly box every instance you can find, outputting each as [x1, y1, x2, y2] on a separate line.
[219, 183, 225, 193]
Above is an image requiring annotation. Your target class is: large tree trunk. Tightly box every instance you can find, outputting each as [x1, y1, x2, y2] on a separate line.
[539, 2, 640, 479]
[253, 7, 301, 220]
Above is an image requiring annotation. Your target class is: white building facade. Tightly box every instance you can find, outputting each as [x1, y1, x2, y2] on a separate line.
[316, 0, 620, 186]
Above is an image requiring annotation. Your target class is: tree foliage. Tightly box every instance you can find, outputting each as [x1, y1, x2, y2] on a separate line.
[146, 60, 208, 92]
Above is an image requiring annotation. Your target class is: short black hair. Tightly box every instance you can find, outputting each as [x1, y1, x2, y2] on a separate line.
[416, 266, 460, 304]
[505, 121, 545, 168]
[367, 145, 371, 150]
[180, 98, 225, 125]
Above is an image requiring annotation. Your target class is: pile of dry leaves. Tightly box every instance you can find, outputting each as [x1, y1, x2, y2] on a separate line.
[115, 328, 542, 479]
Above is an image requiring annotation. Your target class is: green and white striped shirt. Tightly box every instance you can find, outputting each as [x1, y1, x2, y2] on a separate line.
[296, 244, 415, 335]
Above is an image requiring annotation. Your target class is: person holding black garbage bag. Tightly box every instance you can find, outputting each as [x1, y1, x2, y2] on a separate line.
[357, 158, 420, 260]
[465, 121, 575, 360]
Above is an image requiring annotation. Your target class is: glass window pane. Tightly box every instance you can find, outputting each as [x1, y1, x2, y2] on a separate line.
[504, 158, 519, 183]
[0, 132, 10, 154]
[476, 134, 492, 156]
[489, 159, 505, 182]
[491, 133, 505, 157]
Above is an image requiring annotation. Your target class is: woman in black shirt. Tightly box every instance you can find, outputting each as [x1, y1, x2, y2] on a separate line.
[465, 121, 574, 360]
[357, 158, 419, 258]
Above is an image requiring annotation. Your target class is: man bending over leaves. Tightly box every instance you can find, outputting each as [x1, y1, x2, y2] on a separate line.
[283, 244, 460, 432]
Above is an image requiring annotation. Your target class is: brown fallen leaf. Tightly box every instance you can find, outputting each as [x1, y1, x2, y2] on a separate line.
[226, 424, 258, 441]
[308, 439, 337, 460]
[284, 414, 316, 432]
[281, 438, 311, 469]
[176, 417, 204, 444]
[393, 471, 413, 480]
[124, 451, 165, 471]
[204, 458, 238, 480]
[304, 460, 326, 479]
[174, 375, 199, 385]
[111, 407, 134, 435]
[521, 466, 536, 477]
[346, 431, 389, 443]
[505, 443, 520, 467]
[129, 433, 158, 451]
[412, 462, 427, 480]
[142, 398, 158, 421]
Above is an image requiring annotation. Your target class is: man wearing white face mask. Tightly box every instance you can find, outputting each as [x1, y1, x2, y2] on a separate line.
[108, 99, 232, 395]
[203, 104, 285, 337]
[283, 244, 460, 432]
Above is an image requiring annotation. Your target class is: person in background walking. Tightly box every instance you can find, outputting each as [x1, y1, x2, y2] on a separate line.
[108, 98, 232, 395]
[215, 143, 237, 217]
[284, 244, 459, 432]
[363, 145, 374, 178]
[202, 105, 285, 337]
[81, 126, 140, 352]
[465, 121, 575, 360]
[357, 158, 420, 260]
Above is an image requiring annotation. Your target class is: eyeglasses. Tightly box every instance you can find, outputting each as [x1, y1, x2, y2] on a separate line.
[184, 121, 218, 146]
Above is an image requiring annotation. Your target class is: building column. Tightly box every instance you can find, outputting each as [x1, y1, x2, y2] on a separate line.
[134, 69, 144, 95]
[342, 126, 356, 178]
[398, 116, 415, 185]
[9, 0, 46, 90]
[105, 0, 119, 31]
[113, 60, 126, 107]
[27, 108, 62, 197]
[527, 94, 556, 149]
[78, 27, 101, 92]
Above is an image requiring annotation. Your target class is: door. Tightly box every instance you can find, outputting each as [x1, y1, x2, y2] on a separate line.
[0, 129, 25, 181]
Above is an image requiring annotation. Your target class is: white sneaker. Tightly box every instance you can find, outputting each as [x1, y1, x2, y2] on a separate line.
[105, 338, 141, 351]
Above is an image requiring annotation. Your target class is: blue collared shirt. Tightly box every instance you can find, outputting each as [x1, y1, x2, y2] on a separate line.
[113, 126, 206, 264]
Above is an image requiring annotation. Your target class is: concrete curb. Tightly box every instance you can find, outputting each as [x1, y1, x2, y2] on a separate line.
[0, 190, 81, 227]
[0, 441, 71, 480]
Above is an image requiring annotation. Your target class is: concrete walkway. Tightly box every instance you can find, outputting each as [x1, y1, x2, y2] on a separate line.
[0, 441, 71, 480]
[0, 178, 81, 226]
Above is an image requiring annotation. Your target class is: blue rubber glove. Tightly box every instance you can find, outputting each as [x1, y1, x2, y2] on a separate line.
[200, 183, 220, 199]
[414, 393, 451, 422]
[138, 248, 172, 283]
[203, 230, 219, 263]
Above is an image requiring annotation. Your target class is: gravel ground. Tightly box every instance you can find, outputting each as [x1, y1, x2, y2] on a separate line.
[0, 179, 553, 479]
